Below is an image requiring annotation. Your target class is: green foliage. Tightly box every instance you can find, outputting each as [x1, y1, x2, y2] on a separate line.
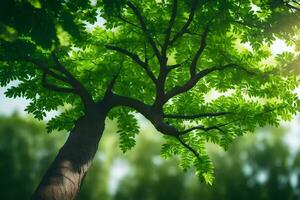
[1, 0, 300, 184]
[116, 108, 140, 152]
[114, 125, 300, 200]
[161, 134, 214, 184]
[0, 0, 97, 47]
[46, 106, 84, 133]
[101, 0, 126, 15]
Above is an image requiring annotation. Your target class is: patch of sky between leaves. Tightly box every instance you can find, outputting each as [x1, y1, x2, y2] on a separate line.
[85, 10, 106, 32]
[0, 82, 58, 121]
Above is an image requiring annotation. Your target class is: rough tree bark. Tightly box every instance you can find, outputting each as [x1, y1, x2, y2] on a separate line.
[32, 106, 106, 200]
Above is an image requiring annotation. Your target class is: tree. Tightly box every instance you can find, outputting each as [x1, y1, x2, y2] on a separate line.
[0, 0, 300, 199]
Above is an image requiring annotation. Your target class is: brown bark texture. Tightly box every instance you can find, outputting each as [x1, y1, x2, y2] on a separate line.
[31, 112, 105, 200]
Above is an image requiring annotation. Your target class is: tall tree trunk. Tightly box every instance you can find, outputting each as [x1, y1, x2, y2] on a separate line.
[32, 110, 105, 200]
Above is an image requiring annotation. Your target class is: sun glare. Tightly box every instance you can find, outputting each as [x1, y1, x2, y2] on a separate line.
[271, 39, 295, 55]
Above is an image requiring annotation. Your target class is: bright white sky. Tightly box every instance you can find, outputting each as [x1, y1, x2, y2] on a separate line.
[0, 85, 29, 116]
[0, 84, 58, 119]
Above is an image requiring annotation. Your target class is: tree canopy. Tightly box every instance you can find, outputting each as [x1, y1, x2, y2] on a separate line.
[1, 0, 300, 185]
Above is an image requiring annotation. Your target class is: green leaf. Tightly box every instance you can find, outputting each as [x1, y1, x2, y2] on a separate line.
[46, 107, 84, 133]
[116, 109, 140, 153]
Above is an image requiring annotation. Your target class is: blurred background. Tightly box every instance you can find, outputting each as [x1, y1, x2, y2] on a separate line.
[1, 87, 300, 200]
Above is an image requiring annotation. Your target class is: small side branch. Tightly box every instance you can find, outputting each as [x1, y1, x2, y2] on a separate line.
[51, 52, 91, 91]
[104, 66, 122, 97]
[178, 105, 286, 136]
[176, 136, 201, 160]
[161, 0, 178, 59]
[196, 63, 256, 78]
[167, 60, 189, 71]
[25, 56, 70, 83]
[50, 53, 94, 109]
[126, 1, 162, 62]
[169, 0, 197, 46]
[164, 111, 232, 119]
[286, 2, 300, 11]
[178, 119, 240, 136]
[167, 63, 182, 70]
[190, 26, 209, 76]
[292, 0, 300, 6]
[232, 20, 260, 29]
[117, 15, 140, 29]
[105, 44, 157, 83]
[165, 63, 255, 101]
[179, 124, 225, 136]
[26, 54, 94, 111]
[42, 73, 75, 93]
